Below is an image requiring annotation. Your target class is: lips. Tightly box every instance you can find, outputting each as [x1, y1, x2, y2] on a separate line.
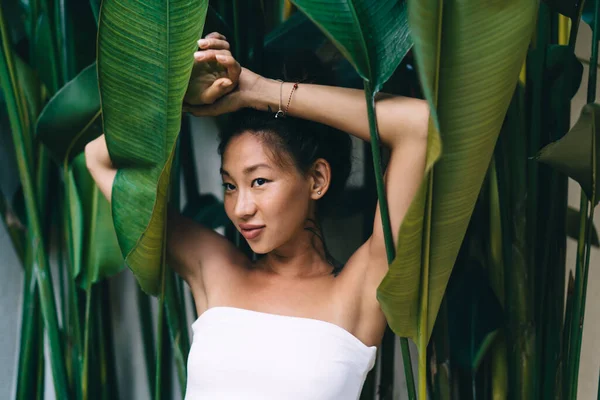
[239, 225, 265, 240]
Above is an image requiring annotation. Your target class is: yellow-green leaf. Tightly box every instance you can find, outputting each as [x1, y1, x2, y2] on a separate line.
[98, 0, 208, 295]
[378, 0, 537, 344]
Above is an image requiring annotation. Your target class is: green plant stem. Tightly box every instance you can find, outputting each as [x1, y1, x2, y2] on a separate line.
[155, 189, 171, 399]
[364, 80, 416, 400]
[63, 168, 83, 399]
[16, 251, 41, 400]
[567, 4, 599, 397]
[0, 6, 69, 398]
[155, 283, 166, 400]
[54, 0, 69, 83]
[568, 195, 594, 400]
[137, 285, 157, 393]
[82, 284, 94, 399]
[562, 271, 575, 400]
[166, 138, 189, 395]
[418, 159, 435, 399]
[165, 270, 189, 395]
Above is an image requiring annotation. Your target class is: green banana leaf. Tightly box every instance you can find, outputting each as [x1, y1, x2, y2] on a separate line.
[37, 62, 102, 163]
[537, 103, 600, 205]
[380, 0, 536, 342]
[98, 0, 208, 295]
[34, 13, 60, 95]
[71, 153, 124, 287]
[90, 0, 101, 25]
[290, 0, 412, 91]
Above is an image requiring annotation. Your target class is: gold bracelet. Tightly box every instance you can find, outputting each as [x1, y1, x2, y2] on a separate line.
[274, 81, 299, 118]
[275, 80, 285, 118]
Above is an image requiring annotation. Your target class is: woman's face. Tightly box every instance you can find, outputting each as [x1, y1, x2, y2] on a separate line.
[220, 132, 313, 254]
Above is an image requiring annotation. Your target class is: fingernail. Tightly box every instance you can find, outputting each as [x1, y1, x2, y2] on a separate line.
[198, 39, 208, 48]
[216, 54, 226, 61]
[222, 81, 232, 87]
[195, 52, 204, 60]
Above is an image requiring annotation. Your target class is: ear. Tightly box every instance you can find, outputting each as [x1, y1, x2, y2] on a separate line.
[309, 158, 331, 200]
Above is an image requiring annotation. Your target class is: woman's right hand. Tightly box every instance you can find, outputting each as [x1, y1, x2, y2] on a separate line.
[183, 32, 242, 106]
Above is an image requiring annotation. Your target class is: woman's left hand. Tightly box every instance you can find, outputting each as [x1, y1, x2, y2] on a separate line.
[183, 32, 242, 106]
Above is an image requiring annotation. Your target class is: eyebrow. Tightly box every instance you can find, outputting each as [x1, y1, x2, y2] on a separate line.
[220, 163, 272, 177]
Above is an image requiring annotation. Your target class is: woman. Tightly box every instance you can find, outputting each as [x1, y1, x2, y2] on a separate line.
[85, 32, 429, 399]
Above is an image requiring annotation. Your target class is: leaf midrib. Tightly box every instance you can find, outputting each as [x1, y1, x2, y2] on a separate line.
[347, 0, 372, 82]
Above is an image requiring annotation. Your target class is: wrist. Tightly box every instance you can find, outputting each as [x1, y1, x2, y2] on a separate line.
[241, 69, 281, 112]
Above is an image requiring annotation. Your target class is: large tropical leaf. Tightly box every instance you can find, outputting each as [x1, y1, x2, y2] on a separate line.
[98, 0, 208, 295]
[379, 0, 537, 343]
[537, 103, 600, 205]
[37, 63, 101, 163]
[289, 0, 412, 91]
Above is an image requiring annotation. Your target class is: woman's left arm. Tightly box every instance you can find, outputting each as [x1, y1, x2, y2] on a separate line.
[247, 74, 429, 286]
[254, 75, 428, 244]
[188, 63, 429, 280]
[251, 75, 429, 149]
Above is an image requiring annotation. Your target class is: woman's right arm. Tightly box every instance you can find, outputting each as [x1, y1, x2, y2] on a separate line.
[84, 135, 243, 306]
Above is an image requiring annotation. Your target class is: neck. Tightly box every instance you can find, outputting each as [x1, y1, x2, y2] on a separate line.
[258, 219, 332, 279]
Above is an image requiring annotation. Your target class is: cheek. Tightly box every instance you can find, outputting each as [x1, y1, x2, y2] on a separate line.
[265, 182, 310, 227]
[223, 196, 234, 220]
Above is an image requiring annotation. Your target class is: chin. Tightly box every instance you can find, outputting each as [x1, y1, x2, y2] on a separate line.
[245, 236, 279, 255]
[247, 242, 270, 255]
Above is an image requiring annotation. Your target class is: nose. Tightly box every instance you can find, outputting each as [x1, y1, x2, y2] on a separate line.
[233, 189, 257, 219]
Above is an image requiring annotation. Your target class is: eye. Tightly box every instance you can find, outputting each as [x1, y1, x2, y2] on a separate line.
[222, 182, 236, 191]
[252, 178, 269, 187]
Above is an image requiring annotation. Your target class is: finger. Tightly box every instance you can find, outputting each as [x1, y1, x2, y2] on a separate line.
[215, 54, 241, 80]
[199, 78, 233, 104]
[205, 32, 227, 40]
[194, 49, 231, 62]
[198, 37, 230, 50]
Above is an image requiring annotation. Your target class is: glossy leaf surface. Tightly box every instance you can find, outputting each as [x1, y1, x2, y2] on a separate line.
[98, 0, 208, 294]
[37, 63, 101, 163]
[379, 0, 537, 342]
[289, 0, 412, 91]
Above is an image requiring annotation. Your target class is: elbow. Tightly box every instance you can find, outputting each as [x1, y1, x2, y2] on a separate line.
[84, 141, 97, 172]
[84, 134, 111, 172]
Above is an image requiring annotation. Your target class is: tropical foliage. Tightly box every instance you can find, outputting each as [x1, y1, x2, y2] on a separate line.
[0, 0, 597, 399]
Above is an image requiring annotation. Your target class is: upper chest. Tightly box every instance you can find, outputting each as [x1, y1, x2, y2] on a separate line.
[213, 267, 360, 327]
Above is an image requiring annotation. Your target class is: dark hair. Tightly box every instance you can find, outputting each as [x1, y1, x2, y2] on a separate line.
[218, 49, 352, 275]
[218, 49, 353, 219]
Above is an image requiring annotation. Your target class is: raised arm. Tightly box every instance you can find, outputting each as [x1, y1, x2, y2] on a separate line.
[249, 76, 430, 280]
[84, 133, 243, 309]
[187, 63, 428, 289]
[184, 35, 428, 289]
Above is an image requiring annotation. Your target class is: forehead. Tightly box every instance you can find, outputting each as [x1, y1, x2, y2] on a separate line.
[221, 133, 273, 171]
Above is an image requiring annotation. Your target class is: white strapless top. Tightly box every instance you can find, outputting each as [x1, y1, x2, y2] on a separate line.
[185, 306, 377, 400]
